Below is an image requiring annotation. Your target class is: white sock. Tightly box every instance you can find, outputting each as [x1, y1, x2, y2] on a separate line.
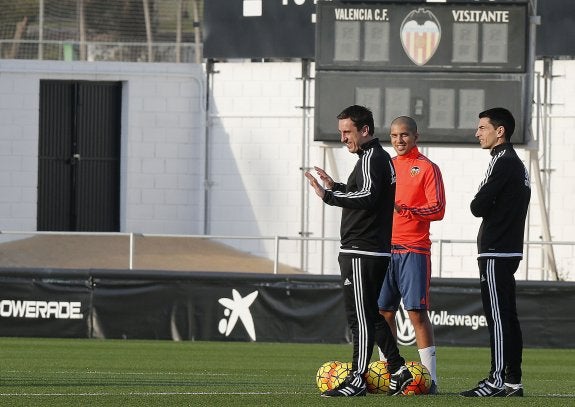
[418, 346, 437, 384]
[377, 346, 387, 362]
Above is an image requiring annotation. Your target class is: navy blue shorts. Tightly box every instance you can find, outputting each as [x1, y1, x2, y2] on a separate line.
[378, 248, 431, 311]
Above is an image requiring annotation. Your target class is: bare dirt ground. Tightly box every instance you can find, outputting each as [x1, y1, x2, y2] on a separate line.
[0, 235, 302, 274]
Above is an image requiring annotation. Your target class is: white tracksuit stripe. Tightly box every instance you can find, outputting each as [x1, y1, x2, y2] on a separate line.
[352, 258, 368, 386]
[332, 148, 374, 200]
[361, 149, 372, 194]
[479, 151, 505, 189]
[486, 259, 504, 388]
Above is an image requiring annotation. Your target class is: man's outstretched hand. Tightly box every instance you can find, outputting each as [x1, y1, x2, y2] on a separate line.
[304, 170, 326, 199]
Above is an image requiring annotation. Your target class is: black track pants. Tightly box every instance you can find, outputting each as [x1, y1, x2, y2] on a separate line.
[479, 257, 523, 387]
[339, 254, 404, 385]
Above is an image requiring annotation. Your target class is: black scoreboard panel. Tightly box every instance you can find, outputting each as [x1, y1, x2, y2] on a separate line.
[204, 0, 315, 59]
[314, 71, 525, 144]
[316, 1, 528, 72]
[536, 0, 575, 57]
[314, 1, 531, 144]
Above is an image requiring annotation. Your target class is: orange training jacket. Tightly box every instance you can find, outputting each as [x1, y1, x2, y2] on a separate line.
[392, 146, 446, 251]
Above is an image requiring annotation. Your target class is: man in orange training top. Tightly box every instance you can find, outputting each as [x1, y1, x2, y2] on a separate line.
[377, 116, 446, 394]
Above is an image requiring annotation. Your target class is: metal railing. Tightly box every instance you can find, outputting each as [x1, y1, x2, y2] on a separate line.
[0, 39, 202, 63]
[0, 230, 572, 281]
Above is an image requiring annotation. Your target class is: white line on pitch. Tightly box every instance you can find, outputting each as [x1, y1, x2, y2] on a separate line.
[0, 391, 309, 396]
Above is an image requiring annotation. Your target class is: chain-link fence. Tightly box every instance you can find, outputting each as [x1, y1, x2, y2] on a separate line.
[0, 0, 203, 62]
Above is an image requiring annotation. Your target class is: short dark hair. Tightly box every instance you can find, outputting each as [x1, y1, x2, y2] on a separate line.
[337, 105, 375, 136]
[391, 116, 418, 134]
[479, 107, 515, 141]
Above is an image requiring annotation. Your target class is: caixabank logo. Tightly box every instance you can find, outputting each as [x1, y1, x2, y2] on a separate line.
[396, 301, 488, 346]
[217, 289, 259, 341]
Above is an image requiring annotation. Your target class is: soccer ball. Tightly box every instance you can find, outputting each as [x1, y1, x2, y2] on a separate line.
[402, 361, 432, 395]
[316, 360, 339, 393]
[364, 360, 390, 394]
[315, 361, 351, 393]
[331, 362, 352, 388]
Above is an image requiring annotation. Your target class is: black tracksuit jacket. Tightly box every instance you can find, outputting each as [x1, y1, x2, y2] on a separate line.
[470, 143, 531, 258]
[322, 138, 396, 256]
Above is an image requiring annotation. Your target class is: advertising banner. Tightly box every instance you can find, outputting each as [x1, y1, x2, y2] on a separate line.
[0, 269, 92, 338]
[89, 271, 348, 343]
[0, 268, 573, 348]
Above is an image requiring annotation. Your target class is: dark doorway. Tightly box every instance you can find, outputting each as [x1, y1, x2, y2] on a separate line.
[38, 80, 122, 231]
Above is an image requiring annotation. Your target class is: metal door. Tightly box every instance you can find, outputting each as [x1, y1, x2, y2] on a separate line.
[38, 80, 121, 231]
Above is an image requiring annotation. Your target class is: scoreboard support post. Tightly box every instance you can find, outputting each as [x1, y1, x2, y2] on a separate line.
[528, 149, 558, 279]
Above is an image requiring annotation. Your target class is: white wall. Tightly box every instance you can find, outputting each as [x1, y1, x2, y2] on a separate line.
[0, 61, 39, 232]
[0, 60, 205, 236]
[1, 58, 573, 280]
[536, 59, 575, 281]
[208, 60, 575, 280]
[206, 62, 309, 268]
[120, 64, 205, 234]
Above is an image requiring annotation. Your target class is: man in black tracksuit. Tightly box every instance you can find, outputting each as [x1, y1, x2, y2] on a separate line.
[461, 107, 531, 398]
[305, 105, 412, 397]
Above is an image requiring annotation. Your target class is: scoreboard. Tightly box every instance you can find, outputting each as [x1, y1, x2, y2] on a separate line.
[314, 0, 532, 144]
[316, 71, 525, 143]
[316, 1, 527, 72]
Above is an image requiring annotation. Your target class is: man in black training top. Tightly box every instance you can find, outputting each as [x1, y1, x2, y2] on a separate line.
[461, 107, 530, 398]
[305, 105, 412, 397]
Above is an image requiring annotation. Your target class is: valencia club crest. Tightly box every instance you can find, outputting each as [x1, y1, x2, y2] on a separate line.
[400, 8, 441, 66]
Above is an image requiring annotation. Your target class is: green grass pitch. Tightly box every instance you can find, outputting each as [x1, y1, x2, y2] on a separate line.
[0, 338, 573, 406]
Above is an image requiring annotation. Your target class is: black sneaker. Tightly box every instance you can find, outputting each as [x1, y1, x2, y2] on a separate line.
[460, 379, 505, 397]
[505, 384, 524, 397]
[388, 365, 413, 396]
[428, 381, 438, 395]
[321, 375, 367, 397]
